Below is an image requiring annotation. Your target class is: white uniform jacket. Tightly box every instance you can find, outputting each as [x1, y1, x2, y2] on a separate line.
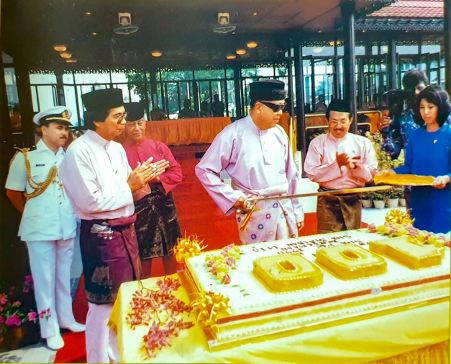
[5, 140, 77, 241]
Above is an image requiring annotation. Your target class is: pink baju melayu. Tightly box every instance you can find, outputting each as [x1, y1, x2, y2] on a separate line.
[304, 132, 378, 232]
[195, 115, 304, 244]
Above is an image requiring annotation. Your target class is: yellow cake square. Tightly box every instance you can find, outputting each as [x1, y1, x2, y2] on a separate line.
[369, 237, 443, 269]
[316, 245, 387, 280]
[253, 253, 323, 292]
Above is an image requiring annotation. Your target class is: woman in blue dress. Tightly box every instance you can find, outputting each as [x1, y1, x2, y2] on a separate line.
[392, 85, 451, 233]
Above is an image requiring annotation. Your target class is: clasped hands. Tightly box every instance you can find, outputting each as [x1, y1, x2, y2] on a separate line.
[127, 157, 170, 192]
[336, 152, 358, 170]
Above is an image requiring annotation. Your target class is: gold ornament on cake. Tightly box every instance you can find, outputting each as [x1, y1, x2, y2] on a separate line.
[173, 235, 207, 263]
[190, 291, 232, 330]
[385, 209, 413, 225]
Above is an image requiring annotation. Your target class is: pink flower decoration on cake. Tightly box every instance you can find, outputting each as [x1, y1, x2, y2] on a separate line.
[221, 274, 231, 285]
[367, 223, 377, 233]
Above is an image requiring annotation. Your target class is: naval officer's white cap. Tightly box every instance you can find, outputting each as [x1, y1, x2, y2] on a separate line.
[33, 106, 73, 126]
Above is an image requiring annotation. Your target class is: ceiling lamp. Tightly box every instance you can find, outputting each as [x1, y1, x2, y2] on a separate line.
[66, 59, 77, 63]
[226, 54, 236, 60]
[313, 47, 323, 53]
[151, 50, 162, 57]
[253, 12, 258, 16]
[236, 49, 246, 55]
[53, 45, 66, 52]
[60, 51, 72, 59]
[246, 41, 258, 48]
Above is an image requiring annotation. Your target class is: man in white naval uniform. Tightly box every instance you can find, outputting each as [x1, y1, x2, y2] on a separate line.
[5, 106, 85, 350]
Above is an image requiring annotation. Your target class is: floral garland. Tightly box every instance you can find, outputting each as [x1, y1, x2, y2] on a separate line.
[367, 210, 450, 247]
[204, 244, 243, 285]
[126, 277, 194, 358]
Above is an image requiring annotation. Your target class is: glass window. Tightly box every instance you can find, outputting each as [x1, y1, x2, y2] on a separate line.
[63, 86, 79, 127]
[194, 69, 224, 80]
[29, 73, 57, 84]
[74, 72, 110, 84]
[63, 72, 74, 84]
[421, 45, 440, 54]
[4, 67, 21, 131]
[111, 72, 128, 83]
[396, 45, 419, 55]
[162, 70, 193, 82]
[226, 69, 234, 79]
[226, 80, 235, 117]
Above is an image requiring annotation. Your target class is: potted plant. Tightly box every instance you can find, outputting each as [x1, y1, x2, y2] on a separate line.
[0, 275, 40, 352]
[361, 192, 373, 208]
[386, 188, 399, 208]
[370, 191, 387, 209]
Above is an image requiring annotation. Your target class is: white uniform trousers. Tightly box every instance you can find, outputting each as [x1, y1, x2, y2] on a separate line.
[86, 302, 119, 363]
[26, 238, 76, 338]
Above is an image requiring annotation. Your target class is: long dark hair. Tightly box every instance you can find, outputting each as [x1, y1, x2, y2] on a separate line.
[413, 85, 451, 127]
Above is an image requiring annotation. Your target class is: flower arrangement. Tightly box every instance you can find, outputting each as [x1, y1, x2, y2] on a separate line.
[126, 277, 194, 359]
[204, 244, 243, 285]
[365, 131, 405, 171]
[0, 275, 45, 345]
[367, 210, 450, 247]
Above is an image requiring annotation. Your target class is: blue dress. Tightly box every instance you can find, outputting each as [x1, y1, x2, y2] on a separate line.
[394, 124, 451, 233]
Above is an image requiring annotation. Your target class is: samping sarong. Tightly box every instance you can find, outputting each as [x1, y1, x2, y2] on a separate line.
[134, 189, 181, 260]
[317, 187, 362, 234]
[80, 215, 141, 304]
[233, 181, 298, 244]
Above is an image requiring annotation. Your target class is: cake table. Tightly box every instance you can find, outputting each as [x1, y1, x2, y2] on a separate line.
[109, 230, 450, 363]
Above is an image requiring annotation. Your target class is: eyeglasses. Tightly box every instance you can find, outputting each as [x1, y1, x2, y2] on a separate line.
[328, 120, 350, 126]
[259, 101, 286, 113]
[111, 112, 128, 123]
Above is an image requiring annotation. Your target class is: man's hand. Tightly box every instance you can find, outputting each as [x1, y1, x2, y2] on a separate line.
[336, 153, 357, 170]
[148, 159, 170, 182]
[127, 164, 157, 192]
[336, 152, 350, 168]
[297, 221, 304, 231]
[233, 196, 247, 212]
[378, 111, 392, 132]
[432, 175, 450, 189]
[377, 169, 396, 176]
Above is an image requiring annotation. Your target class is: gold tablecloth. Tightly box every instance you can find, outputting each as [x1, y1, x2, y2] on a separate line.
[109, 274, 449, 363]
[145, 117, 231, 146]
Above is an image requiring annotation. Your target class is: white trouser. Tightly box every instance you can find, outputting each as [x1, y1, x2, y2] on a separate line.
[26, 238, 76, 338]
[86, 302, 119, 363]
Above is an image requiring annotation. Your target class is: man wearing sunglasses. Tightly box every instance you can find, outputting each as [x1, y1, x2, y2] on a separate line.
[196, 80, 304, 244]
[59, 89, 157, 363]
[304, 99, 378, 233]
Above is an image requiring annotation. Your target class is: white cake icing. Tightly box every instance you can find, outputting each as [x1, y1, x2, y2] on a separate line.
[183, 230, 450, 350]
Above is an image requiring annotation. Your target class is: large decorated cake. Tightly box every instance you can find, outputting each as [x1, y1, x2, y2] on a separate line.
[181, 230, 450, 350]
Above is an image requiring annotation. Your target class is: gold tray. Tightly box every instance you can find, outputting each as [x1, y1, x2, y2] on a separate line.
[374, 174, 435, 186]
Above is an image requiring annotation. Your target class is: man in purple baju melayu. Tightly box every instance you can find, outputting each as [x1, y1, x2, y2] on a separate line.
[195, 80, 304, 244]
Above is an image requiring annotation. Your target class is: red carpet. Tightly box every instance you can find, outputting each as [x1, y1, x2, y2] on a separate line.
[54, 148, 334, 363]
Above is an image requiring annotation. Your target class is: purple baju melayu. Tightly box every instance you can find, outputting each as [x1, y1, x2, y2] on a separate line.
[195, 115, 304, 244]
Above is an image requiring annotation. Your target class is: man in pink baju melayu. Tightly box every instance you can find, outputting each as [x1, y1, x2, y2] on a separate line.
[195, 80, 304, 244]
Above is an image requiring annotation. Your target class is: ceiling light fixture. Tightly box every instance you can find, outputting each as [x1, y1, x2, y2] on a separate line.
[313, 47, 323, 53]
[92, 32, 98, 36]
[317, 29, 322, 33]
[246, 41, 258, 48]
[60, 51, 72, 59]
[66, 59, 77, 63]
[86, 12, 91, 15]
[53, 45, 67, 52]
[236, 49, 246, 55]
[226, 54, 237, 60]
[151, 50, 162, 57]
[253, 12, 258, 16]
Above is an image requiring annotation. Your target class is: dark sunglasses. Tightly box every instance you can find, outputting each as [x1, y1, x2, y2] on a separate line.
[259, 101, 286, 113]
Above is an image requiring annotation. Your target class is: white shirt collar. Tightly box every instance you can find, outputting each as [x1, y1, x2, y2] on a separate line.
[36, 139, 65, 156]
[86, 130, 109, 149]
